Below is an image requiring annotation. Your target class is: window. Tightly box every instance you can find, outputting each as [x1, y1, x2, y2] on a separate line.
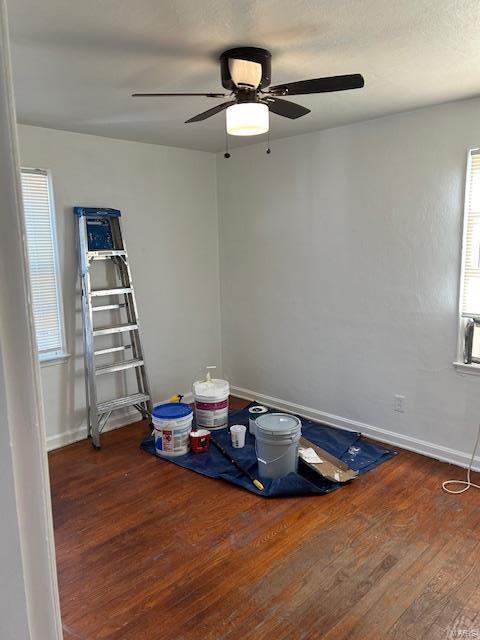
[459, 150, 480, 365]
[21, 168, 66, 361]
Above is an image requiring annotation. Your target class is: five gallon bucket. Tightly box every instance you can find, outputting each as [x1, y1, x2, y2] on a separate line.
[152, 402, 193, 457]
[255, 413, 302, 480]
[193, 377, 229, 430]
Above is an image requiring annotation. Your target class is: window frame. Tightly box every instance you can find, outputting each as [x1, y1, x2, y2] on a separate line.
[455, 149, 480, 373]
[21, 167, 68, 364]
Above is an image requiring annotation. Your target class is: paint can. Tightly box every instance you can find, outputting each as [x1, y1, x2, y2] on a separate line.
[255, 413, 302, 480]
[152, 402, 193, 457]
[193, 368, 229, 430]
[248, 405, 269, 435]
[190, 429, 211, 453]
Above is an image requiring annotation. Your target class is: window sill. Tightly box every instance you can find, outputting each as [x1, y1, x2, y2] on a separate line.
[453, 361, 480, 376]
[39, 354, 70, 368]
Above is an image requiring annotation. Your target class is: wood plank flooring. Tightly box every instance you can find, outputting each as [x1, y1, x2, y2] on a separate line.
[48, 397, 480, 640]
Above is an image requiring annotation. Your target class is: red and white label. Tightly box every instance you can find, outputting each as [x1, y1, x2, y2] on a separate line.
[195, 399, 228, 429]
[195, 399, 228, 411]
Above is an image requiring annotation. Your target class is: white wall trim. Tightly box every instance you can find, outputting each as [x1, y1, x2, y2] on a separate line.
[231, 385, 480, 472]
[39, 353, 70, 368]
[453, 361, 480, 376]
[47, 392, 194, 451]
[46, 409, 141, 450]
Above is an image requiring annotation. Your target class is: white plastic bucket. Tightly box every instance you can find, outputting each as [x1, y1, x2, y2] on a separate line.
[152, 402, 193, 457]
[255, 413, 302, 480]
[193, 377, 229, 430]
[248, 405, 269, 435]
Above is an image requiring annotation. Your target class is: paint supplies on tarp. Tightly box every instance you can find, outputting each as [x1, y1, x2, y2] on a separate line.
[141, 402, 397, 497]
[193, 366, 229, 430]
[298, 436, 358, 483]
[152, 402, 193, 457]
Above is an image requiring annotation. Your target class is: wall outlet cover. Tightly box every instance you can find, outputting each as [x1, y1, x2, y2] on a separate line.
[394, 394, 405, 413]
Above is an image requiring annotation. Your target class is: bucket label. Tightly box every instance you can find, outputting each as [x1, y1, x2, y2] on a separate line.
[196, 399, 228, 411]
[162, 429, 174, 452]
[155, 425, 190, 454]
[195, 399, 228, 429]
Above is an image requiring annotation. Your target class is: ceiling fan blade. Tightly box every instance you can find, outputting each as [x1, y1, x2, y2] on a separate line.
[263, 97, 310, 119]
[132, 92, 227, 98]
[269, 74, 364, 96]
[185, 100, 235, 123]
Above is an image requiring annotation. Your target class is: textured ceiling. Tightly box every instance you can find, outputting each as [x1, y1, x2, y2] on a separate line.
[7, 0, 480, 152]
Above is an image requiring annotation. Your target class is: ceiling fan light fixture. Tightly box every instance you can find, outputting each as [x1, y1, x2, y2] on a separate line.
[226, 102, 269, 136]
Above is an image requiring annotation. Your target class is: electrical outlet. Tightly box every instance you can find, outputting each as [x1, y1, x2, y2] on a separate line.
[394, 394, 405, 413]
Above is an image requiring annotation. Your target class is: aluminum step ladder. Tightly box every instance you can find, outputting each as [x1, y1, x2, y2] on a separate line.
[74, 207, 153, 448]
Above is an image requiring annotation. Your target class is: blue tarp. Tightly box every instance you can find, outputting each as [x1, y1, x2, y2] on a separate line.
[140, 403, 397, 497]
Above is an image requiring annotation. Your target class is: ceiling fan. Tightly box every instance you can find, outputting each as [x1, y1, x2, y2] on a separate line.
[132, 47, 364, 137]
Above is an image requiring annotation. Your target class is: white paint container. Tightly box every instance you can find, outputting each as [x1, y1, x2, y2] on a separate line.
[248, 405, 269, 435]
[255, 413, 302, 480]
[193, 367, 229, 430]
[152, 402, 193, 457]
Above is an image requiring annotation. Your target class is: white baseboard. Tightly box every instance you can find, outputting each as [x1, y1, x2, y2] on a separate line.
[230, 385, 480, 472]
[46, 409, 140, 451]
[46, 391, 194, 451]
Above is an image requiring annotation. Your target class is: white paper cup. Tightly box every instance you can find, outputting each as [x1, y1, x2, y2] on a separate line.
[230, 424, 246, 448]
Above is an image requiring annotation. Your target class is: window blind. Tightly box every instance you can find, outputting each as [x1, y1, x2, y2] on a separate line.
[21, 169, 65, 359]
[461, 150, 480, 318]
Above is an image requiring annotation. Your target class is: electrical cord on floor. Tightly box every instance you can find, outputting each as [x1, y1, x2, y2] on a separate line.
[442, 424, 480, 494]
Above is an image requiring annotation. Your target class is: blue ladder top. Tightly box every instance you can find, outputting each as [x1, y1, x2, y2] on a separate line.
[74, 207, 121, 218]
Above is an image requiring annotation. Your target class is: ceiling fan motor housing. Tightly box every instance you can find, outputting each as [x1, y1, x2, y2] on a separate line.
[220, 47, 272, 91]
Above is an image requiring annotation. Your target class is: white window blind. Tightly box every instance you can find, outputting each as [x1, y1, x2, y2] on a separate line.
[21, 168, 65, 360]
[461, 150, 480, 318]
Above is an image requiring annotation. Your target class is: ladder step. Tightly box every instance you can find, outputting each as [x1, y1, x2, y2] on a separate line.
[97, 393, 150, 414]
[94, 345, 131, 356]
[88, 250, 126, 259]
[91, 287, 132, 297]
[93, 323, 138, 336]
[92, 303, 125, 312]
[95, 359, 144, 376]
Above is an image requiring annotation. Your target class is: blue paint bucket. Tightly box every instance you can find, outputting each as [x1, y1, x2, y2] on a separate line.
[152, 402, 193, 457]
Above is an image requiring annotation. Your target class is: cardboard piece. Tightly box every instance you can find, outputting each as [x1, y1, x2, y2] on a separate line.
[299, 436, 359, 483]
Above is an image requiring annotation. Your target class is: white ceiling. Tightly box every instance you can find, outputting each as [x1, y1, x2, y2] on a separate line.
[7, 0, 480, 152]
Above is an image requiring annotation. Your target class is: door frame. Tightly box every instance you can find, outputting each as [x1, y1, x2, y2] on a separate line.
[0, 2, 63, 638]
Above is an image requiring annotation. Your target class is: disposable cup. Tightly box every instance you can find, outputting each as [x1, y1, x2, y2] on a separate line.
[230, 424, 246, 448]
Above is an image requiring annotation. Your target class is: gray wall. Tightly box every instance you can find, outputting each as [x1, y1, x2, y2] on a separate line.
[18, 125, 222, 448]
[217, 98, 480, 466]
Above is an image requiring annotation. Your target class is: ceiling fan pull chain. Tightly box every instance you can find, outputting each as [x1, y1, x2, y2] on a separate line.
[266, 130, 271, 155]
[224, 130, 231, 159]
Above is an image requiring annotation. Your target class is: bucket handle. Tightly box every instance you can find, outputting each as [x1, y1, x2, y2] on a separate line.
[255, 439, 294, 466]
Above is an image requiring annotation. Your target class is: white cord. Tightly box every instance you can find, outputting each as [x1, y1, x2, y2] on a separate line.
[442, 424, 480, 494]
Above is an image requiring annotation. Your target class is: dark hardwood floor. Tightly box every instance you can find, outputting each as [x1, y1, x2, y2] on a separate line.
[48, 397, 480, 640]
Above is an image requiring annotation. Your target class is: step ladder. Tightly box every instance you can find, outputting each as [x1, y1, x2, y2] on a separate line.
[74, 207, 153, 448]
